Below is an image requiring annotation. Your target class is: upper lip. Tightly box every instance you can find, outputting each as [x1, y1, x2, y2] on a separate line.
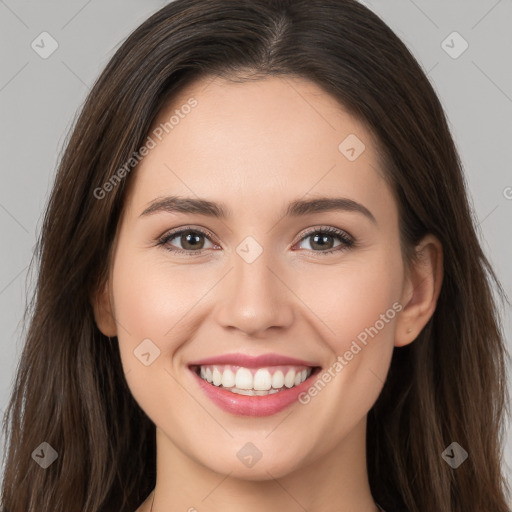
[188, 352, 320, 368]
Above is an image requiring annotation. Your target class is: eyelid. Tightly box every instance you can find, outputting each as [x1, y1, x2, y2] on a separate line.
[161, 225, 216, 242]
[294, 225, 354, 245]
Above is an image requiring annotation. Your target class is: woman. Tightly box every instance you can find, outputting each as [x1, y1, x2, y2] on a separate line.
[1, 1, 510, 511]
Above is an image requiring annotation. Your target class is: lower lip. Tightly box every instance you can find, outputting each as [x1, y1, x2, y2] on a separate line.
[190, 367, 320, 417]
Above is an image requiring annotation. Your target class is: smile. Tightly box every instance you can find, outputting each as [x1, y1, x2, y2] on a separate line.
[193, 364, 313, 395]
[187, 353, 322, 416]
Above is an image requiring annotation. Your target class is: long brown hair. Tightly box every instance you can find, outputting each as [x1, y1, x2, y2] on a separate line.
[1, 1, 510, 510]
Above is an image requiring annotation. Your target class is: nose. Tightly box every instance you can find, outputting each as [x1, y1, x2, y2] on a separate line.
[214, 247, 295, 337]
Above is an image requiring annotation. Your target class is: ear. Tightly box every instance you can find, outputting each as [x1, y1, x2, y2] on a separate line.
[90, 279, 117, 337]
[395, 234, 443, 347]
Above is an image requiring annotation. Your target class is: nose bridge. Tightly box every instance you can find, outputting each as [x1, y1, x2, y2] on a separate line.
[215, 237, 294, 336]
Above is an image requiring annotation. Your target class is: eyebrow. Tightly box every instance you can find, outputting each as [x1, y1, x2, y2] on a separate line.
[139, 195, 377, 224]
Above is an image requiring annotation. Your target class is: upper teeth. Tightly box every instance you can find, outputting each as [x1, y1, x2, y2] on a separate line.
[198, 365, 312, 393]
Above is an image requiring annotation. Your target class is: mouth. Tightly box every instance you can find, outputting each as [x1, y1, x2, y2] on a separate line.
[190, 364, 320, 396]
[187, 355, 322, 416]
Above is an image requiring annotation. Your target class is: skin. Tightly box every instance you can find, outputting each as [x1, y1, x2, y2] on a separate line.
[92, 74, 443, 512]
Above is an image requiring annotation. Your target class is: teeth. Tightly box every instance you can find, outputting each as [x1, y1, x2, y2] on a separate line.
[212, 367, 222, 386]
[221, 368, 235, 388]
[196, 364, 313, 394]
[235, 368, 253, 390]
[284, 370, 295, 388]
[271, 370, 284, 389]
[229, 387, 282, 396]
[254, 368, 272, 390]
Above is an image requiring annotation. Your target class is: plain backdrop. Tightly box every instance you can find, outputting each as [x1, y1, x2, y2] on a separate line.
[1, 0, 511, 494]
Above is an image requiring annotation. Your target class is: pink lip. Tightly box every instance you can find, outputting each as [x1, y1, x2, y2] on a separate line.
[192, 371, 321, 416]
[190, 369, 321, 416]
[188, 354, 321, 417]
[188, 352, 319, 368]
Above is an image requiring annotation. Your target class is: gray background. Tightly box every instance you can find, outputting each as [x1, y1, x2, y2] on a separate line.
[1, 0, 511, 493]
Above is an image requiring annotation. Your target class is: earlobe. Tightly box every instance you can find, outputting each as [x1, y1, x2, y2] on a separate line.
[90, 280, 118, 337]
[395, 234, 443, 347]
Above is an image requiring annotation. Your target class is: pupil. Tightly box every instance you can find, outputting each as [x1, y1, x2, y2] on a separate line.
[183, 232, 203, 250]
[312, 233, 333, 250]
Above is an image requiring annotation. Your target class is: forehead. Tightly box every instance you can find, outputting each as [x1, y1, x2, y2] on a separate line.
[123, 75, 393, 222]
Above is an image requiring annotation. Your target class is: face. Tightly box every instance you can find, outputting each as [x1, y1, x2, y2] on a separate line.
[96, 74, 409, 479]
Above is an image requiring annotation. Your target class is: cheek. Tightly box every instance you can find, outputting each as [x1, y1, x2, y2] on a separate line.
[107, 251, 194, 408]
[111, 250, 207, 353]
[109, 251, 202, 422]
[291, 255, 402, 437]
[294, 248, 403, 356]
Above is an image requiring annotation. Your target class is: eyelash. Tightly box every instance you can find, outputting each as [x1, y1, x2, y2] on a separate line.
[156, 225, 355, 257]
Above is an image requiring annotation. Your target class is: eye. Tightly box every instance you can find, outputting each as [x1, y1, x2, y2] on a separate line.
[157, 227, 217, 255]
[157, 225, 355, 256]
[294, 226, 354, 255]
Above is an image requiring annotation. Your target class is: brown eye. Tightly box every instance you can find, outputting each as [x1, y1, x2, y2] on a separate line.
[159, 228, 216, 255]
[296, 227, 354, 255]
